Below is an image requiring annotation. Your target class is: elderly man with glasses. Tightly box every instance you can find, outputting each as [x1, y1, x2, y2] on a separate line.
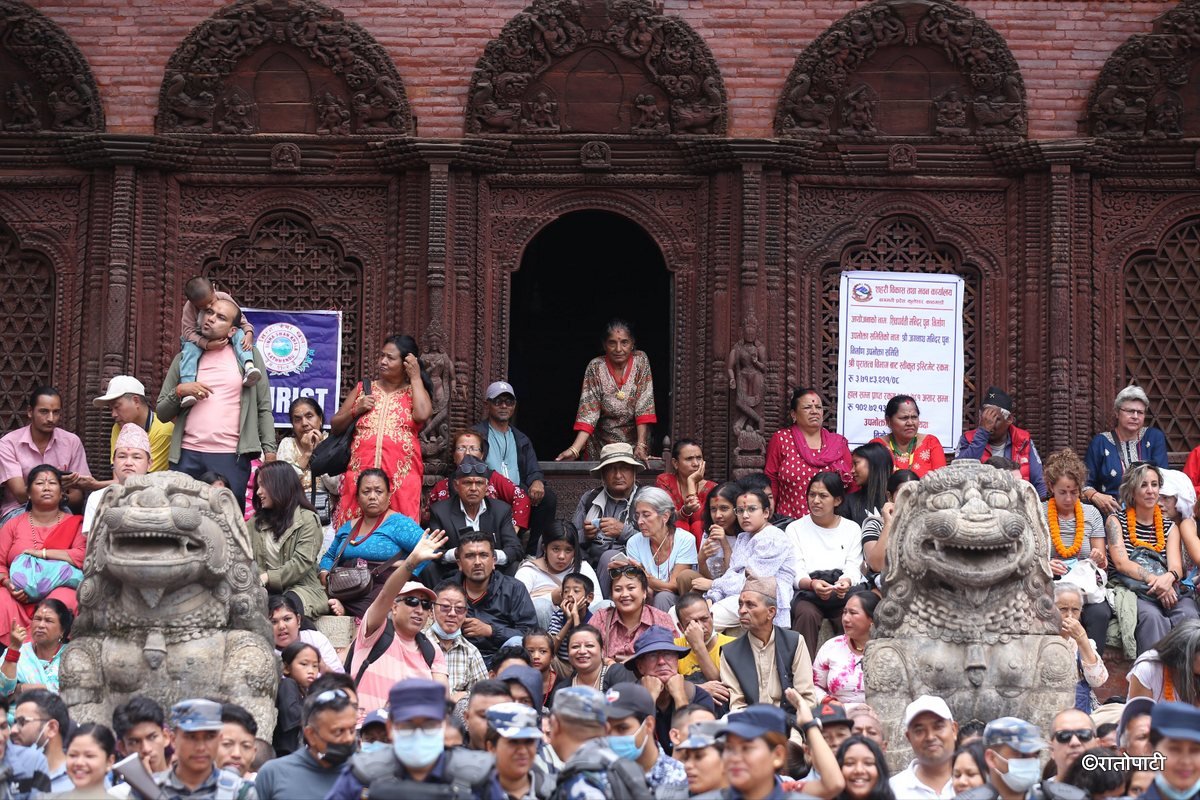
[427, 580, 489, 703]
[430, 455, 522, 577]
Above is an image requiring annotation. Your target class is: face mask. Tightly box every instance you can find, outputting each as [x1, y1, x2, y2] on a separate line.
[359, 741, 389, 755]
[1155, 774, 1200, 800]
[393, 729, 444, 769]
[318, 741, 355, 766]
[29, 722, 48, 755]
[996, 755, 1041, 793]
[606, 721, 646, 761]
[430, 620, 461, 641]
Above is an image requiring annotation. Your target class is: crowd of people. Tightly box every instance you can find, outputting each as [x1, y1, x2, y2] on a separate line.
[0, 301, 1197, 800]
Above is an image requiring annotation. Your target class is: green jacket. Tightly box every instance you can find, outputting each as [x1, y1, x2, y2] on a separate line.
[250, 507, 328, 618]
[156, 346, 277, 464]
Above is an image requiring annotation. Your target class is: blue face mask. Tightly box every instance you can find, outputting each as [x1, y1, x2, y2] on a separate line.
[392, 728, 444, 769]
[997, 755, 1041, 793]
[606, 721, 646, 761]
[430, 620, 461, 641]
[1156, 774, 1200, 800]
[359, 741, 389, 755]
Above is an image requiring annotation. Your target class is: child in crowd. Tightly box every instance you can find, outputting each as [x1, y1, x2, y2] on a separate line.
[548, 572, 595, 665]
[178, 276, 259, 408]
[523, 628, 557, 705]
[273, 641, 319, 757]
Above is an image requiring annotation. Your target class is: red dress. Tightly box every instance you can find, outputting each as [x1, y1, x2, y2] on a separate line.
[0, 513, 85, 646]
[654, 473, 716, 547]
[764, 427, 854, 519]
[336, 384, 424, 529]
[869, 434, 947, 478]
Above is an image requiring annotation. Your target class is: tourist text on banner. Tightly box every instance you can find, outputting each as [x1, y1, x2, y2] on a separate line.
[836, 271, 965, 448]
[243, 308, 343, 427]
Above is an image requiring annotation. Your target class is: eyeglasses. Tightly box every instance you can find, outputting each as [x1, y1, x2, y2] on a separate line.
[454, 446, 482, 454]
[455, 462, 489, 476]
[609, 564, 645, 579]
[1118, 407, 1145, 416]
[1051, 729, 1095, 744]
[396, 596, 434, 610]
[488, 397, 516, 407]
[435, 603, 467, 616]
[12, 717, 46, 728]
[734, 505, 762, 516]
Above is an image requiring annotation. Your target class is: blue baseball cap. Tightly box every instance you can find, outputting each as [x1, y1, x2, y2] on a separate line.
[388, 679, 447, 723]
[629, 626, 691, 663]
[983, 717, 1046, 754]
[1151, 701, 1200, 743]
[552, 686, 607, 725]
[723, 705, 789, 740]
[360, 709, 388, 732]
[169, 699, 224, 732]
[487, 702, 543, 740]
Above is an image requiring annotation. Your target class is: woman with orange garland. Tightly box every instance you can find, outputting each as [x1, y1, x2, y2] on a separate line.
[1126, 619, 1200, 705]
[1105, 462, 1199, 655]
[1042, 450, 1110, 650]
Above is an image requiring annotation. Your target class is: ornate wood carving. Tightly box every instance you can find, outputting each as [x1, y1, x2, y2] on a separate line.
[775, 0, 1026, 140]
[466, 0, 727, 135]
[0, 219, 54, 430]
[0, 0, 104, 133]
[1088, 0, 1200, 140]
[157, 0, 412, 135]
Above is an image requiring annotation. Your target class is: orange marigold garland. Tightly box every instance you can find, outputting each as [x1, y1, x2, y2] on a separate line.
[1048, 501, 1085, 559]
[1127, 505, 1166, 553]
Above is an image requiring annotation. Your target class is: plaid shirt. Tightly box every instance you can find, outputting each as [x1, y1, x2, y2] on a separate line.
[426, 631, 488, 694]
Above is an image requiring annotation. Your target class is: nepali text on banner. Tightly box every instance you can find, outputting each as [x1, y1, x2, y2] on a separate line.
[836, 271, 965, 449]
[243, 308, 343, 428]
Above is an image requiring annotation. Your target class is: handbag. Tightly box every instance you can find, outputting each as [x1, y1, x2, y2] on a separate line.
[325, 525, 408, 602]
[8, 554, 82, 602]
[1113, 547, 1191, 601]
[310, 380, 370, 478]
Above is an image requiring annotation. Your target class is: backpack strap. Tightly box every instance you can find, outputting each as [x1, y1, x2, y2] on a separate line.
[417, 631, 436, 668]
[349, 622, 396, 687]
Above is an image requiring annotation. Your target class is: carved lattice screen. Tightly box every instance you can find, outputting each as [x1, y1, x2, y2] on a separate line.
[204, 212, 362, 398]
[0, 223, 54, 433]
[1124, 217, 1200, 450]
[820, 215, 980, 437]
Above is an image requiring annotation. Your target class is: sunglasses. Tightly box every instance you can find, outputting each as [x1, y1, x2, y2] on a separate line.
[311, 689, 354, 710]
[1051, 729, 1095, 744]
[608, 564, 645, 579]
[456, 462, 489, 477]
[488, 397, 516, 407]
[396, 596, 434, 610]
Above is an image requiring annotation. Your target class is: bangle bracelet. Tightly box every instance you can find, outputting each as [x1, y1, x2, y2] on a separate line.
[5, 649, 20, 663]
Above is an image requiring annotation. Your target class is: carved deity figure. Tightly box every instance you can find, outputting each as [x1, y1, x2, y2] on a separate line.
[315, 91, 351, 135]
[839, 84, 877, 135]
[934, 87, 970, 135]
[726, 316, 765, 435]
[49, 75, 93, 130]
[522, 90, 559, 132]
[865, 461, 1076, 766]
[216, 87, 256, 134]
[5, 82, 40, 132]
[419, 328, 458, 462]
[1148, 93, 1184, 139]
[60, 473, 279, 738]
[632, 93, 669, 134]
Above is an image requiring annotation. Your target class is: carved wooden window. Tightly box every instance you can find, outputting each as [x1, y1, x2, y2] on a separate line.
[820, 215, 980, 435]
[1124, 217, 1200, 449]
[0, 222, 55, 433]
[203, 212, 361, 398]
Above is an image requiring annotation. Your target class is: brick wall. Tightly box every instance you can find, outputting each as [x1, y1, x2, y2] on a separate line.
[27, 0, 1176, 139]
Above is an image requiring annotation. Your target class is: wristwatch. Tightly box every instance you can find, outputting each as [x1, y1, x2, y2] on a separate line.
[799, 719, 823, 736]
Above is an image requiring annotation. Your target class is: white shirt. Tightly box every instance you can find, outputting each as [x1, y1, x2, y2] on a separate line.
[784, 515, 863, 588]
[889, 762, 955, 800]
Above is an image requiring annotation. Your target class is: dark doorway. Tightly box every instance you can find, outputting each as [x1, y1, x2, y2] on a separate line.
[509, 210, 671, 459]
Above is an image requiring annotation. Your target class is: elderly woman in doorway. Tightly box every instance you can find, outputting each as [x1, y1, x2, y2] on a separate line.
[765, 387, 854, 519]
[330, 334, 433, 529]
[556, 319, 657, 464]
[1084, 385, 1169, 515]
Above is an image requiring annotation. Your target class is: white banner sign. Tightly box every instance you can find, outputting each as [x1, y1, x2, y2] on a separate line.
[836, 271, 965, 449]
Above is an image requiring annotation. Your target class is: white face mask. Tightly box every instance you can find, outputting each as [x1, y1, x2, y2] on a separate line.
[996, 754, 1041, 793]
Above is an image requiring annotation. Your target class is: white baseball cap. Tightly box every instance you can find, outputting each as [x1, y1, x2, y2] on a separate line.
[486, 380, 516, 401]
[903, 695, 954, 729]
[93, 375, 147, 407]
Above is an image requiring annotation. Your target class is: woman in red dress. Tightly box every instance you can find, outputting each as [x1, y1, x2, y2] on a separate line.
[765, 388, 854, 519]
[331, 335, 432, 529]
[870, 394, 946, 478]
[0, 465, 85, 647]
[654, 438, 716, 547]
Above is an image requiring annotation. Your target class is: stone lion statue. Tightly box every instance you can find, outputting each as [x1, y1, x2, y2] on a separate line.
[61, 472, 278, 737]
[866, 460, 1075, 764]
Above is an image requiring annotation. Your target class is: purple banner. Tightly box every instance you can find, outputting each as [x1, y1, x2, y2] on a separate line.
[243, 308, 342, 428]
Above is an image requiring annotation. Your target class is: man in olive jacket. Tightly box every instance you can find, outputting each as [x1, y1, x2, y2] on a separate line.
[157, 297, 276, 504]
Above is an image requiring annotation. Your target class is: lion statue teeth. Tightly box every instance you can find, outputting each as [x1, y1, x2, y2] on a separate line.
[866, 460, 1076, 766]
[60, 472, 278, 737]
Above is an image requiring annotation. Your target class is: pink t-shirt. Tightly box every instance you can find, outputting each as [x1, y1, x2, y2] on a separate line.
[350, 625, 447, 720]
[182, 345, 242, 453]
[0, 426, 92, 516]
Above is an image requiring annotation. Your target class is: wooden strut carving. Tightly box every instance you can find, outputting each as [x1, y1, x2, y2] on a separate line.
[1087, 0, 1200, 139]
[156, 0, 412, 135]
[0, 0, 104, 133]
[774, 0, 1026, 139]
[466, 0, 728, 135]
